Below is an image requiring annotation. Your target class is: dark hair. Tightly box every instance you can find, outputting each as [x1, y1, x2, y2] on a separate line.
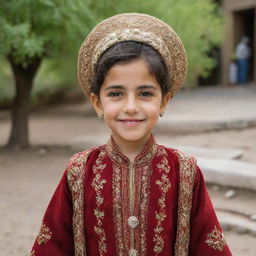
[91, 41, 170, 96]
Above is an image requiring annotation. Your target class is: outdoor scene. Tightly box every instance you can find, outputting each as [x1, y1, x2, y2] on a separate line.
[0, 0, 256, 255]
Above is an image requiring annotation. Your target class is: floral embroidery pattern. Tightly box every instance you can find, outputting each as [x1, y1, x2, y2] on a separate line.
[206, 226, 227, 251]
[174, 150, 197, 256]
[153, 149, 171, 254]
[107, 136, 156, 255]
[136, 165, 152, 255]
[112, 165, 126, 254]
[91, 151, 107, 255]
[67, 149, 93, 256]
[37, 222, 52, 245]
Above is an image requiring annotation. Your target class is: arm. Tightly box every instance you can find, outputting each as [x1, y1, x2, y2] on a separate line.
[189, 166, 232, 255]
[30, 169, 74, 256]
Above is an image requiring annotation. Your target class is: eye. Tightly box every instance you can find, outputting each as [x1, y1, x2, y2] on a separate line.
[139, 91, 154, 97]
[107, 91, 122, 97]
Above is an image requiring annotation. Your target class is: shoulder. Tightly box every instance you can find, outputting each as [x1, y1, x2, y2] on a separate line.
[65, 146, 102, 184]
[67, 146, 102, 168]
[159, 145, 198, 179]
[159, 145, 197, 164]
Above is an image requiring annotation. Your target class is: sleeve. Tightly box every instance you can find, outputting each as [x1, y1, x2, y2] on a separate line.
[188, 166, 232, 255]
[30, 169, 74, 256]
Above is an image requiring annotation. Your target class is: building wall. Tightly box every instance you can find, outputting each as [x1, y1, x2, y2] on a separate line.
[224, 0, 256, 11]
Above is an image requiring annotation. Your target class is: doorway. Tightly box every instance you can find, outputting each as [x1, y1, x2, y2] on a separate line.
[233, 8, 255, 82]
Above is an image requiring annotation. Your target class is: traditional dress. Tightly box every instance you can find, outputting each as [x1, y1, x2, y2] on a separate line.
[30, 135, 231, 256]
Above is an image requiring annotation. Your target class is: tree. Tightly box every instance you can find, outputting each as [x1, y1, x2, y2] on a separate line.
[0, 0, 94, 148]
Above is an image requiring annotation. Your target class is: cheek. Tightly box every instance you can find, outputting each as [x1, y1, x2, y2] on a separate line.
[142, 101, 162, 114]
[101, 100, 120, 117]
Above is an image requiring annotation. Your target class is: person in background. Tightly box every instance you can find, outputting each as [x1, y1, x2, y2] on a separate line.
[229, 56, 238, 85]
[235, 36, 251, 84]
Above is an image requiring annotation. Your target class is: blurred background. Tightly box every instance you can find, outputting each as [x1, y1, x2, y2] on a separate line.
[0, 0, 256, 255]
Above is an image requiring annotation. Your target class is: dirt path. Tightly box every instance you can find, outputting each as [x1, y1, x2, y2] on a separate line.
[0, 148, 73, 255]
[1, 129, 256, 255]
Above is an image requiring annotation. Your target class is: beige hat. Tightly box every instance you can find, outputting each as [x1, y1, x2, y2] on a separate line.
[77, 13, 187, 98]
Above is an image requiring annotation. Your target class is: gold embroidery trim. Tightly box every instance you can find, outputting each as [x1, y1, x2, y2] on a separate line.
[153, 148, 171, 254]
[91, 151, 107, 255]
[206, 225, 227, 251]
[67, 149, 93, 256]
[112, 165, 126, 254]
[111, 147, 155, 255]
[174, 149, 197, 256]
[37, 222, 52, 245]
[136, 165, 152, 255]
[109, 135, 156, 255]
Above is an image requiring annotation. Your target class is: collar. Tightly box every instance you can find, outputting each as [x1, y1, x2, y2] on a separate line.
[105, 135, 158, 167]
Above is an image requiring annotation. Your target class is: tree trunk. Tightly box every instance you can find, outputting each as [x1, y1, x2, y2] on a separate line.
[6, 56, 41, 149]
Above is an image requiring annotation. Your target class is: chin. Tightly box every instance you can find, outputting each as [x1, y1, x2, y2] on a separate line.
[118, 133, 149, 143]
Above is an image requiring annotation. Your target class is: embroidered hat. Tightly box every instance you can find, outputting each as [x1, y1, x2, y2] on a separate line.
[77, 13, 187, 98]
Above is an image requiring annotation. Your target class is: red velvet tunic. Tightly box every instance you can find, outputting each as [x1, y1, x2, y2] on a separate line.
[30, 136, 232, 256]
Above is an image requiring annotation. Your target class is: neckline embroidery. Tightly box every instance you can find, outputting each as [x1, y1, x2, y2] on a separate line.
[105, 134, 157, 167]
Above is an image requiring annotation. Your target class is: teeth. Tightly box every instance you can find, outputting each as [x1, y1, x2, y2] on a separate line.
[118, 120, 144, 123]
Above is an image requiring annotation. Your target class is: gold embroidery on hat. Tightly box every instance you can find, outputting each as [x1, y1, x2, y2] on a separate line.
[77, 13, 187, 99]
[92, 28, 168, 69]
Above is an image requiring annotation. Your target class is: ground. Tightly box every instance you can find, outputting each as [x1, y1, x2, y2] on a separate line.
[1, 102, 256, 255]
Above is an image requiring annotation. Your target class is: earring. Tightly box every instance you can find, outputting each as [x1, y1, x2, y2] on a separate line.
[97, 112, 104, 119]
[160, 112, 164, 117]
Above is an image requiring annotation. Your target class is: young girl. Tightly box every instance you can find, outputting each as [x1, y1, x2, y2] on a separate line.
[30, 13, 232, 256]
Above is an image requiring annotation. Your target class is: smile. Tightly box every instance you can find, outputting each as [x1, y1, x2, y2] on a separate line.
[118, 119, 145, 127]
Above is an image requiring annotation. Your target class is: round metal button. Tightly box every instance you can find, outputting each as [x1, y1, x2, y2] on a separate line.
[128, 248, 139, 256]
[128, 216, 139, 229]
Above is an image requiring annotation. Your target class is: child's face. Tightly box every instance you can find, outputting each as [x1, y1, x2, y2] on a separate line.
[91, 58, 170, 144]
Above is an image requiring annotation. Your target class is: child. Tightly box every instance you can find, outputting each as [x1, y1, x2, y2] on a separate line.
[229, 58, 238, 85]
[30, 13, 232, 256]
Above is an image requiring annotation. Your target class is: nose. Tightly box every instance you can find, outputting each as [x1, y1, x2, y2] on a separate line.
[123, 94, 139, 114]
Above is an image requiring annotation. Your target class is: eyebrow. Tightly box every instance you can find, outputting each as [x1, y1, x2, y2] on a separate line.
[104, 85, 157, 91]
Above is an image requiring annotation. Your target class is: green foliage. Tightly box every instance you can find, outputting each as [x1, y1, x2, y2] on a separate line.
[161, 0, 223, 85]
[0, 0, 95, 67]
[0, 0, 97, 106]
[88, 0, 224, 86]
[0, 58, 14, 104]
[0, 0, 223, 98]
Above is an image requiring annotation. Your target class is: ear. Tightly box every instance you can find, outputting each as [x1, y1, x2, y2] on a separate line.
[160, 92, 171, 113]
[90, 93, 103, 115]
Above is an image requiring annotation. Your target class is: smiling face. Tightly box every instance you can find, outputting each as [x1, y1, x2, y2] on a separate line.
[90, 58, 170, 148]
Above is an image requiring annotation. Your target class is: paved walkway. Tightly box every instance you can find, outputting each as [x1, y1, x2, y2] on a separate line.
[157, 85, 256, 134]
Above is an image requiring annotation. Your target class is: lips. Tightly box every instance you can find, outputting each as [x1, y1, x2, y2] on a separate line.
[117, 119, 145, 127]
